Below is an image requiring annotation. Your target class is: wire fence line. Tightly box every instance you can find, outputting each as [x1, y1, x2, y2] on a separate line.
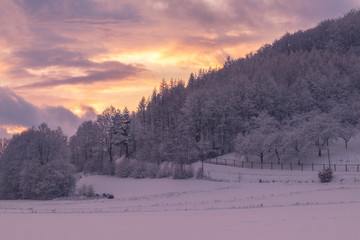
[205, 158, 360, 172]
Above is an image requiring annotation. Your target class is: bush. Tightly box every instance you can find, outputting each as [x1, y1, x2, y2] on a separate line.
[35, 161, 75, 199]
[102, 160, 115, 175]
[146, 163, 160, 178]
[115, 160, 195, 179]
[77, 184, 96, 198]
[130, 160, 147, 179]
[173, 164, 194, 179]
[115, 159, 132, 178]
[116, 159, 161, 178]
[318, 167, 333, 183]
[156, 162, 172, 178]
[196, 167, 204, 179]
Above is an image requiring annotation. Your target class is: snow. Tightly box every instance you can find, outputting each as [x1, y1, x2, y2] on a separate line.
[1, 138, 360, 239]
[1, 203, 359, 240]
[1, 166, 360, 240]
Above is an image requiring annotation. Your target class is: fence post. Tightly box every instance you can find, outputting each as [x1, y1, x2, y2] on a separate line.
[312, 163, 314, 171]
[345, 164, 348, 172]
[334, 164, 336, 172]
[225, 159, 227, 165]
[323, 164, 325, 170]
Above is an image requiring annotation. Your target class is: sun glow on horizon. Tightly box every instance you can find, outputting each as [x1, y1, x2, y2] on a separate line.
[4, 125, 28, 135]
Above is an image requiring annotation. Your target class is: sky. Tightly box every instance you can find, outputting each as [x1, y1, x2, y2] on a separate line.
[0, 0, 359, 138]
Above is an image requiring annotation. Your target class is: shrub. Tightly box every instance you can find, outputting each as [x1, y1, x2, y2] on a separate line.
[115, 159, 132, 178]
[102, 160, 115, 175]
[146, 163, 160, 178]
[115, 160, 195, 179]
[130, 160, 147, 178]
[318, 167, 333, 183]
[173, 164, 194, 179]
[116, 159, 162, 178]
[156, 162, 172, 178]
[196, 167, 204, 179]
[77, 184, 96, 198]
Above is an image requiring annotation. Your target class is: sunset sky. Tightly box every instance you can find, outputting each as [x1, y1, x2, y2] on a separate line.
[0, 0, 359, 137]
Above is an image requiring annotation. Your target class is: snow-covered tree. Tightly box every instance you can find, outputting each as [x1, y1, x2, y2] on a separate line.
[235, 113, 279, 163]
[283, 116, 314, 165]
[0, 138, 9, 157]
[70, 120, 104, 173]
[97, 106, 120, 163]
[304, 113, 340, 156]
[112, 107, 131, 158]
[331, 102, 360, 148]
[0, 124, 75, 199]
[268, 129, 286, 164]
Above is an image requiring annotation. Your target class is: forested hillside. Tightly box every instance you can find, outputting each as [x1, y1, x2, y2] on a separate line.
[2, 10, 360, 191]
[69, 9, 360, 174]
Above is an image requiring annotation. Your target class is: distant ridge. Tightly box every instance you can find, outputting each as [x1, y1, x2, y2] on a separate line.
[256, 9, 360, 56]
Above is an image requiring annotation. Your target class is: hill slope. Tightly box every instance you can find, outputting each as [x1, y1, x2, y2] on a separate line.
[68, 9, 360, 177]
[128, 9, 360, 165]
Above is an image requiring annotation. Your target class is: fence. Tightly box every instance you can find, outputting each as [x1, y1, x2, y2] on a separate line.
[205, 158, 360, 172]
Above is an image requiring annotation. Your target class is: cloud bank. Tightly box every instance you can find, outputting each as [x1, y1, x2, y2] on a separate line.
[0, 87, 96, 138]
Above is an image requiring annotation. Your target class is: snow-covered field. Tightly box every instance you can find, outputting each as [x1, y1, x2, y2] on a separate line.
[1, 139, 360, 240]
[1, 163, 360, 240]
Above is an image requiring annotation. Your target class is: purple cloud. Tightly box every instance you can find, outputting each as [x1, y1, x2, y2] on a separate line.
[0, 87, 96, 138]
[80, 105, 97, 120]
[15, 0, 140, 22]
[15, 64, 143, 89]
[0, 87, 39, 127]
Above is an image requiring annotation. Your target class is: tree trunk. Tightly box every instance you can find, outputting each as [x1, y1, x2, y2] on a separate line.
[201, 159, 204, 178]
[125, 143, 129, 158]
[275, 149, 280, 164]
[109, 144, 113, 162]
[318, 148, 322, 157]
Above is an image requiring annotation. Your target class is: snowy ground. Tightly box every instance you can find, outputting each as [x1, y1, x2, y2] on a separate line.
[1, 163, 360, 240]
[1, 138, 360, 240]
